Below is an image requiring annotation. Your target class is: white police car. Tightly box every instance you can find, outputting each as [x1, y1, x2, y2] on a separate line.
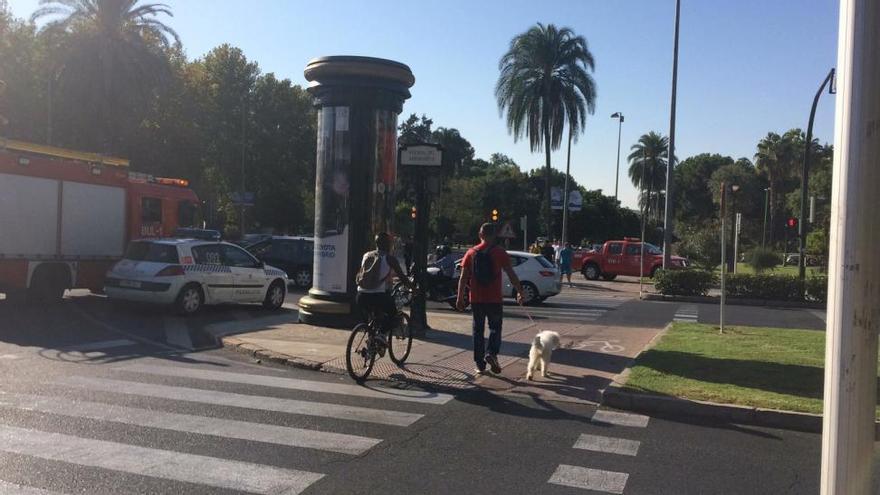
[104, 239, 289, 315]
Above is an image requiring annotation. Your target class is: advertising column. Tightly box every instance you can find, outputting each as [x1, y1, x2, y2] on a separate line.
[299, 57, 414, 326]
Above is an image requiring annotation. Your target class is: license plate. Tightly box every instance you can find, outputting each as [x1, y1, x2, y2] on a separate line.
[119, 280, 142, 289]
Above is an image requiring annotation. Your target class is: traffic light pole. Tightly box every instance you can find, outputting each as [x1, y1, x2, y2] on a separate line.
[410, 175, 429, 337]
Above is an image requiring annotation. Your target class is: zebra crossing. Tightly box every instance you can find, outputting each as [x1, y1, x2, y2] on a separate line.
[547, 409, 650, 493]
[0, 360, 453, 494]
[507, 291, 626, 323]
[673, 304, 700, 322]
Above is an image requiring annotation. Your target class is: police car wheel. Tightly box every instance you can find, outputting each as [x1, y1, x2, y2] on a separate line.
[263, 281, 285, 310]
[176, 284, 203, 316]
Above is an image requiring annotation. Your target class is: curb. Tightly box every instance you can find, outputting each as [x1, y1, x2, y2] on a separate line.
[600, 326, 880, 438]
[642, 293, 825, 310]
[221, 336, 324, 371]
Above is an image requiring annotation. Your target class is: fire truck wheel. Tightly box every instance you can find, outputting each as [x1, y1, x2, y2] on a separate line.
[29, 265, 69, 304]
[175, 284, 203, 316]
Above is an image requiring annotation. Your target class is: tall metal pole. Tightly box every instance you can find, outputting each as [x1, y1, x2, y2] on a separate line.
[561, 129, 573, 246]
[662, 0, 681, 269]
[820, 0, 879, 492]
[612, 113, 624, 201]
[799, 68, 836, 282]
[47, 75, 53, 146]
[240, 97, 247, 236]
[762, 187, 769, 249]
[639, 150, 647, 299]
[719, 182, 726, 335]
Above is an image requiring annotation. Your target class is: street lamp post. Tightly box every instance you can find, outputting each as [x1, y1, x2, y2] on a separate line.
[662, 0, 681, 269]
[798, 68, 836, 282]
[611, 112, 624, 201]
[762, 187, 770, 249]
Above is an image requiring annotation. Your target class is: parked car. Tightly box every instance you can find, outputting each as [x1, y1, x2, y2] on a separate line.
[104, 239, 288, 315]
[245, 236, 315, 289]
[454, 250, 561, 305]
[574, 238, 688, 280]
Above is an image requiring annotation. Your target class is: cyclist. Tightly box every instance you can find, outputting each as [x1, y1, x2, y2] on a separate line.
[356, 232, 414, 352]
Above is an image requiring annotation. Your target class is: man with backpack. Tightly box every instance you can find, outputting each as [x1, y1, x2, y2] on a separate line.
[456, 223, 525, 375]
[356, 233, 414, 352]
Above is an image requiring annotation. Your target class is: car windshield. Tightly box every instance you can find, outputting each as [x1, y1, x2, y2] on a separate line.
[124, 241, 179, 263]
[644, 243, 663, 255]
[535, 256, 555, 268]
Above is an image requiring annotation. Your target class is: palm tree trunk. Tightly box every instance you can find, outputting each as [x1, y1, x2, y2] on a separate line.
[768, 175, 776, 246]
[544, 131, 552, 237]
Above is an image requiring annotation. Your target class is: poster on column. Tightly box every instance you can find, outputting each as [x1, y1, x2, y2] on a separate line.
[313, 106, 351, 293]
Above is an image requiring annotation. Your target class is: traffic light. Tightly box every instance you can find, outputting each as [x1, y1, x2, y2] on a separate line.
[787, 217, 798, 231]
[411, 206, 417, 219]
[491, 209, 499, 222]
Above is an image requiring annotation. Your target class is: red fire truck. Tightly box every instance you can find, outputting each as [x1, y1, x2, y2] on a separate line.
[0, 139, 200, 302]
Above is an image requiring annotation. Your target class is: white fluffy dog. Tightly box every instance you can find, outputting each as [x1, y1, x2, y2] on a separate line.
[526, 330, 561, 380]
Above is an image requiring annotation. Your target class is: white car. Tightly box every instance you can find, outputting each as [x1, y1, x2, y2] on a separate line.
[455, 250, 561, 305]
[105, 239, 289, 315]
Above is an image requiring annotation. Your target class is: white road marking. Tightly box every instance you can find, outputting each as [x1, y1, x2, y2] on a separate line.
[548, 465, 629, 494]
[573, 434, 640, 456]
[0, 424, 323, 495]
[0, 480, 63, 494]
[58, 339, 137, 352]
[162, 318, 194, 350]
[62, 376, 424, 427]
[120, 363, 454, 405]
[673, 304, 699, 322]
[0, 354, 20, 360]
[592, 410, 650, 428]
[0, 393, 381, 455]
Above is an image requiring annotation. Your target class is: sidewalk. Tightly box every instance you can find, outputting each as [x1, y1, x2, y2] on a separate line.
[201, 305, 662, 405]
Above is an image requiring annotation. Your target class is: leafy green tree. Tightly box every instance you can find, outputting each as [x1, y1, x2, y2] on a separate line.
[674, 153, 732, 224]
[32, 0, 179, 153]
[627, 131, 669, 222]
[495, 22, 597, 234]
[754, 131, 802, 246]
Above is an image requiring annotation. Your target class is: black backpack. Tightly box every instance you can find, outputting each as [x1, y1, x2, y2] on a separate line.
[473, 245, 497, 286]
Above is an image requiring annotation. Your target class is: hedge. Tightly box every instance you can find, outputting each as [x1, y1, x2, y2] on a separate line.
[655, 270, 828, 304]
[654, 269, 717, 297]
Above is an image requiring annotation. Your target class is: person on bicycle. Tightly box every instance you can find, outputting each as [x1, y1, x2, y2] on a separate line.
[356, 232, 414, 351]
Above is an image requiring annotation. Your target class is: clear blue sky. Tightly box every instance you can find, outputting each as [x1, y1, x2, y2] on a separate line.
[8, 0, 840, 209]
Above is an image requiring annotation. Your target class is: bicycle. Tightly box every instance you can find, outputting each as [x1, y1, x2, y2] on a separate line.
[345, 286, 413, 382]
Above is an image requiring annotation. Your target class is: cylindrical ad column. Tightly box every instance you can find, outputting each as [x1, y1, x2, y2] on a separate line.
[299, 56, 414, 326]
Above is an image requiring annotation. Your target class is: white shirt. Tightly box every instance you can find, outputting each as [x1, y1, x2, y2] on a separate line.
[357, 251, 391, 293]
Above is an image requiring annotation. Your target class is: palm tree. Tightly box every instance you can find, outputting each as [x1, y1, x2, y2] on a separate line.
[628, 132, 669, 222]
[32, 0, 179, 152]
[754, 131, 797, 246]
[496, 23, 597, 234]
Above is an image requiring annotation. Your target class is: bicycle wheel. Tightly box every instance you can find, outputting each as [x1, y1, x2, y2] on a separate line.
[346, 323, 376, 381]
[388, 312, 413, 365]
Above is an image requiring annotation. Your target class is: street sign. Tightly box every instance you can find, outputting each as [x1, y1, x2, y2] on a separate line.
[498, 221, 516, 239]
[400, 144, 442, 167]
[551, 187, 563, 210]
[736, 212, 742, 234]
[230, 191, 255, 206]
[568, 190, 583, 211]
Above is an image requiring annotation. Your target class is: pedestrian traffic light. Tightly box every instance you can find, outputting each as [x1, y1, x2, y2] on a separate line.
[787, 217, 798, 230]
[411, 206, 417, 219]
[491, 209, 499, 222]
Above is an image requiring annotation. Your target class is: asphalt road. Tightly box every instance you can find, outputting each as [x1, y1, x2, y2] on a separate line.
[0, 282, 856, 494]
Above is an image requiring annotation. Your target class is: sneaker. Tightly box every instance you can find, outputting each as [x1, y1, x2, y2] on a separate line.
[473, 367, 487, 376]
[485, 354, 501, 374]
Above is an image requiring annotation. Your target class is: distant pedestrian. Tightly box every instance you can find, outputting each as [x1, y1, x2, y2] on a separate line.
[559, 242, 574, 287]
[457, 223, 524, 375]
[540, 240, 555, 264]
